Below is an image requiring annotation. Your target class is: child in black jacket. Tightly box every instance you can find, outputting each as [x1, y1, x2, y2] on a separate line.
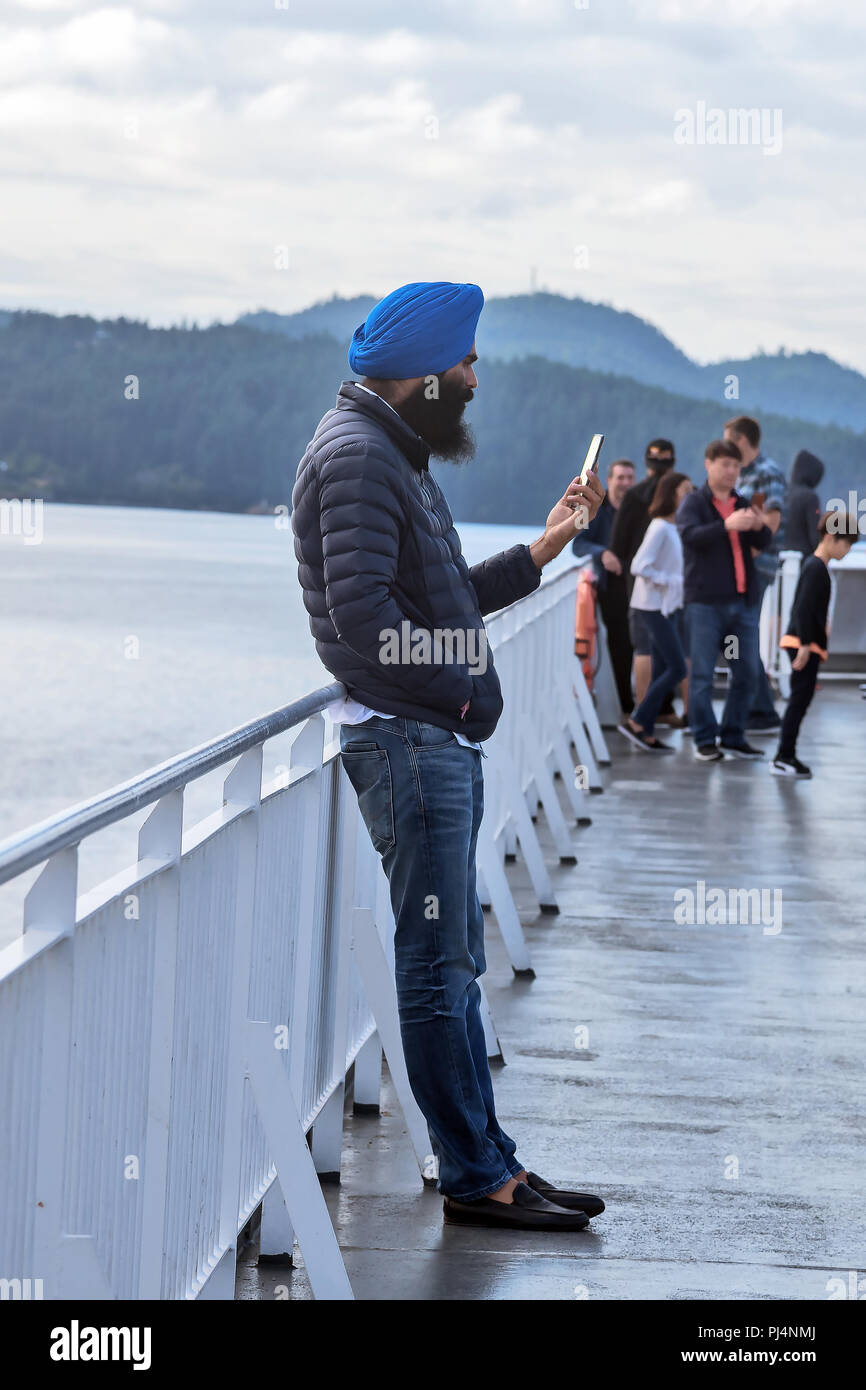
[772, 510, 860, 777]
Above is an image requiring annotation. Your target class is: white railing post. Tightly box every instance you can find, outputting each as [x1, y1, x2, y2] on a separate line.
[199, 747, 263, 1299]
[351, 903, 433, 1170]
[26, 848, 113, 1300]
[311, 780, 357, 1182]
[244, 1021, 353, 1299]
[776, 551, 803, 699]
[137, 791, 183, 1299]
[352, 1031, 383, 1112]
[256, 715, 325, 1266]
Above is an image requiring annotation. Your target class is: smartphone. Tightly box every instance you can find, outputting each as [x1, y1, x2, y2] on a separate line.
[579, 433, 605, 486]
[750, 491, 766, 510]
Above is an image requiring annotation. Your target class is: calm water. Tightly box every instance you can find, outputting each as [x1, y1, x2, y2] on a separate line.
[1, 501, 570, 944]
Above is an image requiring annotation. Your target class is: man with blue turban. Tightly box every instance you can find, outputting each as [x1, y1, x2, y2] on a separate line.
[293, 281, 605, 1231]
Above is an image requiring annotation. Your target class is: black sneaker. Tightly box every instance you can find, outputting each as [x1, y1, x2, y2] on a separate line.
[617, 722, 674, 753]
[718, 740, 765, 760]
[770, 756, 812, 778]
[694, 743, 724, 761]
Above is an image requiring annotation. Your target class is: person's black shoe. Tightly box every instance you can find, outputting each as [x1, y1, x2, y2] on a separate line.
[617, 722, 675, 753]
[770, 756, 812, 778]
[443, 1180, 590, 1230]
[694, 743, 724, 762]
[524, 1171, 605, 1217]
[718, 740, 765, 759]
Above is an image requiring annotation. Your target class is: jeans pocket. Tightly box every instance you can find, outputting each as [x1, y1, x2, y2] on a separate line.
[339, 748, 396, 855]
[415, 720, 455, 749]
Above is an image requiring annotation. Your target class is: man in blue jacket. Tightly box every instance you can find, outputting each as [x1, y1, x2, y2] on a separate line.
[676, 438, 773, 761]
[292, 282, 605, 1231]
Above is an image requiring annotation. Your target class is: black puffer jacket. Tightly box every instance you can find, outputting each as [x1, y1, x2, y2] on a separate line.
[291, 381, 542, 741]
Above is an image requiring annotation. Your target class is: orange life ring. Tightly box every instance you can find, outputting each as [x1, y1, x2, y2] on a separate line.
[574, 569, 598, 692]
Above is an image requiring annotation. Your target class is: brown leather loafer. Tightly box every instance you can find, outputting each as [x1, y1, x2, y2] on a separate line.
[525, 1170, 605, 1217]
[443, 1180, 590, 1230]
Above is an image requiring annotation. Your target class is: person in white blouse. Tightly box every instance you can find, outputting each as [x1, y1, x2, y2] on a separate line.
[619, 472, 694, 751]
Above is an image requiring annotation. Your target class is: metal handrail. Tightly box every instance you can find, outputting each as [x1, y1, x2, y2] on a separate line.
[0, 559, 585, 888]
[0, 680, 347, 885]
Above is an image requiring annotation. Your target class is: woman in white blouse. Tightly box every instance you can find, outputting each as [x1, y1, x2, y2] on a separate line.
[619, 471, 693, 752]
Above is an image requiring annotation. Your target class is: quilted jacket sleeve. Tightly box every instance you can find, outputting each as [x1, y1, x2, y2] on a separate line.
[467, 544, 542, 617]
[319, 440, 474, 709]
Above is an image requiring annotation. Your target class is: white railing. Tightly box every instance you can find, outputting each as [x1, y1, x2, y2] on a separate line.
[760, 550, 803, 699]
[0, 565, 604, 1301]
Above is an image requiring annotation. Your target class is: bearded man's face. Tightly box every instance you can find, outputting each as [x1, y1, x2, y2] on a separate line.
[396, 368, 476, 463]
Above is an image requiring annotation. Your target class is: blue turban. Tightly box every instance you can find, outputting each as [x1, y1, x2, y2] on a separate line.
[348, 281, 484, 380]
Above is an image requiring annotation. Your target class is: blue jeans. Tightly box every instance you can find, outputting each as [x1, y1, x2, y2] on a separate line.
[631, 609, 687, 736]
[685, 598, 761, 747]
[338, 715, 523, 1200]
[747, 572, 778, 719]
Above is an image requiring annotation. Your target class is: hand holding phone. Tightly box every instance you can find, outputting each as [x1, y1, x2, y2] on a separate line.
[579, 433, 605, 487]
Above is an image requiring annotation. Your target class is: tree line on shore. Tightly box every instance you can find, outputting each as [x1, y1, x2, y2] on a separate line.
[0, 310, 862, 521]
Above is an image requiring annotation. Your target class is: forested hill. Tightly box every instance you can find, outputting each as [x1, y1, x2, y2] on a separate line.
[241, 293, 866, 433]
[0, 309, 863, 521]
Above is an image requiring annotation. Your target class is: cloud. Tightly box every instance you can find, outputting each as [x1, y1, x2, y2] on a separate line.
[0, 1, 864, 371]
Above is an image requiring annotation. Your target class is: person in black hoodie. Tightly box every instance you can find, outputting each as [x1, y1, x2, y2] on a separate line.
[784, 450, 825, 556]
[771, 509, 860, 777]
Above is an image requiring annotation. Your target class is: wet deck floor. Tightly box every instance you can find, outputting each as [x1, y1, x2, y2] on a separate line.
[237, 682, 865, 1300]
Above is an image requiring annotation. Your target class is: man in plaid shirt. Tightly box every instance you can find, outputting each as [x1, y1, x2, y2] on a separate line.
[724, 416, 786, 733]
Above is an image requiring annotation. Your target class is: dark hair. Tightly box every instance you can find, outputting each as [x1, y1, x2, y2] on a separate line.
[818, 509, 861, 540]
[607, 457, 635, 478]
[725, 416, 761, 448]
[706, 438, 742, 463]
[649, 471, 691, 519]
[645, 438, 675, 467]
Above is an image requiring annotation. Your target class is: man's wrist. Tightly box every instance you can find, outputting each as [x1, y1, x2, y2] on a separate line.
[529, 533, 558, 571]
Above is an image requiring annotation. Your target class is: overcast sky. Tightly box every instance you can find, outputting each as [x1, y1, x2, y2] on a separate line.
[2, 0, 865, 370]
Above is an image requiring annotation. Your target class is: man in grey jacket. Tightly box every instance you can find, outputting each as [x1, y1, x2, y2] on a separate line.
[292, 281, 605, 1231]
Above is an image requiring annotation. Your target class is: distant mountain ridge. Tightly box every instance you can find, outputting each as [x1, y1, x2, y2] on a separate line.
[238, 293, 866, 433]
[0, 309, 863, 518]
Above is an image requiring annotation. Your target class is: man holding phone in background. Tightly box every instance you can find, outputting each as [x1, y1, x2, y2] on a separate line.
[677, 438, 773, 761]
[723, 416, 786, 734]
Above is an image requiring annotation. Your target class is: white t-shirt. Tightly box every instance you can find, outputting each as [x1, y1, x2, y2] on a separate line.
[630, 518, 684, 616]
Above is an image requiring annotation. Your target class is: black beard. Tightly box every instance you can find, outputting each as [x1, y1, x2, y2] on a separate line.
[395, 377, 477, 463]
